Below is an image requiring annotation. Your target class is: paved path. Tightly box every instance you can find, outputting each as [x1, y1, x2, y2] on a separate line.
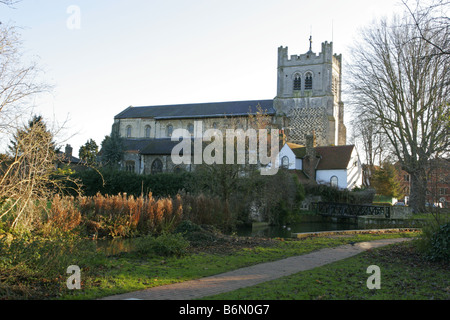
[100, 238, 410, 300]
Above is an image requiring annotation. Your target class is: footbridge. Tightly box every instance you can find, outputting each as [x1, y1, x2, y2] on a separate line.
[311, 202, 391, 219]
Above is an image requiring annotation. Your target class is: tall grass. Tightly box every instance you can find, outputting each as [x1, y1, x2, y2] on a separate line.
[1, 191, 231, 238]
[76, 192, 183, 238]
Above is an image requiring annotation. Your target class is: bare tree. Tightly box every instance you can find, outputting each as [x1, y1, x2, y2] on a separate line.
[350, 115, 390, 168]
[0, 24, 49, 135]
[0, 22, 79, 232]
[347, 14, 449, 213]
[0, 0, 21, 6]
[402, 0, 449, 57]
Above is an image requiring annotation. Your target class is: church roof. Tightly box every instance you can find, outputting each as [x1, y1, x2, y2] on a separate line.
[115, 99, 275, 120]
[140, 139, 187, 155]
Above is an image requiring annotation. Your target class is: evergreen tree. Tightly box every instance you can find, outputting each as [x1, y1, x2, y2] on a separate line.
[100, 128, 124, 168]
[371, 162, 404, 199]
[79, 139, 99, 165]
[8, 115, 57, 157]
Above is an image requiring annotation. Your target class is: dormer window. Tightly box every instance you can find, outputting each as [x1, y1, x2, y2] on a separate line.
[305, 73, 313, 90]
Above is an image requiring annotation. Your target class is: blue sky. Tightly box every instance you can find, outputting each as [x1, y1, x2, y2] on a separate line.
[1, 0, 406, 154]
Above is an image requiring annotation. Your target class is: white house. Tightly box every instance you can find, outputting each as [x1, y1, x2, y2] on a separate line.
[278, 136, 363, 190]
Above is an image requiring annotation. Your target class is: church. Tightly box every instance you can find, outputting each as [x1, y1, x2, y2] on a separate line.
[111, 40, 354, 186]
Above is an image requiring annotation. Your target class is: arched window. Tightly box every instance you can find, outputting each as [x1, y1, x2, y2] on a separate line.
[166, 124, 173, 137]
[330, 176, 338, 188]
[173, 165, 184, 173]
[151, 158, 163, 174]
[187, 123, 194, 135]
[145, 125, 151, 138]
[212, 122, 218, 129]
[293, 75, 301, 91]
[125, 161, 135, 173]
[126, 125, 132, 138]
[281, 156, 289, 169]
[305, 73, 313, 90]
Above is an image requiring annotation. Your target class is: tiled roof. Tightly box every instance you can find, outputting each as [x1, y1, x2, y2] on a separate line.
[56, 152, 84, 164]
[122, 139, 155, 153]
[122, 138, 194, 156]
[315, 145, 355, 170]
[286, 143, 355, 170]
[292, 146, 307, 159]
[115, 100, 275, 120]
[140, 139, 189, 155]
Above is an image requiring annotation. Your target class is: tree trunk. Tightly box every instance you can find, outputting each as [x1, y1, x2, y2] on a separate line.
[408, 169, 428, 213]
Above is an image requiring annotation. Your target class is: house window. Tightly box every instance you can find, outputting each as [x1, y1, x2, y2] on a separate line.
[293, 76, 301, 91]
[126, 125, 132, 138]
[305, 73, 313, 90]
[151, 158, 163, 174]
[145, 125, 151, 138]
[167, 125, 173, 137]
[330, 176, 338, 188]
[281, 156, 289, 169]
[125, 161, 135, 173]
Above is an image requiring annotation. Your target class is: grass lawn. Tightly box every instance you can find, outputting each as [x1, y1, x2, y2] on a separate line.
[60, 231, 421, 300]
[2, 229, 445, 300]
[202, 240, 449, 300]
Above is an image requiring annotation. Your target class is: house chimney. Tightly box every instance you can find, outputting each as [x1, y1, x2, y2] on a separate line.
[305, 131, 316, 157]
[65, 144, 73, 158]
[304, 132, 317, 183]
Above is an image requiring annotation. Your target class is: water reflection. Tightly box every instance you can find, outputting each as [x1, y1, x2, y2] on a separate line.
[94, 238, 135, 255]
[92, 221, 361, 255]
[236, 221, 359, 238]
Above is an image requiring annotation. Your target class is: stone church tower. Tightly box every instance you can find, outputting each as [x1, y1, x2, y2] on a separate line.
[274, 39, 346, 146]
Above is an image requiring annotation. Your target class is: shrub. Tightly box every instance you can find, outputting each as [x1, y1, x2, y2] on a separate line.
[74, 168, 192, 198]
[134, 233, 190, 257]
[423, 223, 449, 262]
[173, 220, 203, 234]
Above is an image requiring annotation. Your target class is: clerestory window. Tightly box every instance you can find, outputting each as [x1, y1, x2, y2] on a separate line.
[167, 124, 173, 137]
[187, 123, 194, 135]
[145, 125, 151, 138]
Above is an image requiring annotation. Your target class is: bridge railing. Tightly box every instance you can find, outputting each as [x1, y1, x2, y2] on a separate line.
[311, 202, 391, 218]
